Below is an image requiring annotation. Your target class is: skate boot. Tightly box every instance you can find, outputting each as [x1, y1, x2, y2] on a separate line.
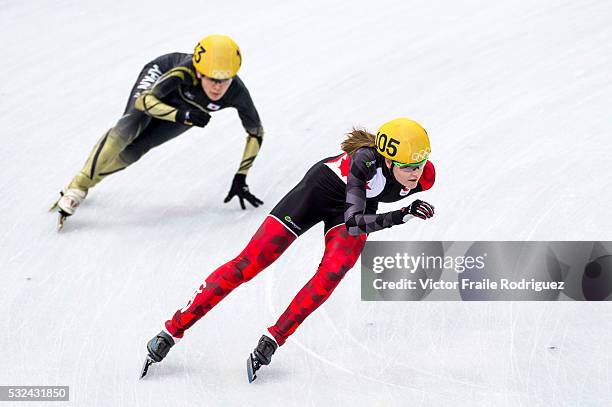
[56, 189, 87, 216]
[141, 330, 176, 379]
[50, 189, 87, 231]
[147, 330, 175, 362]
[246, 334, 278, 383]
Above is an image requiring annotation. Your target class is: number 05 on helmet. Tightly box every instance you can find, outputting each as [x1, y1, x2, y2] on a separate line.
[376, 118, 431, 165]
[192, 34, 242, 79]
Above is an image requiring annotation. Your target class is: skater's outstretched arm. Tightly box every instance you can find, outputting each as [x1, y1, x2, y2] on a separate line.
[223, 128, 265, 209]
[223, 78, 265, 209]
[235, 80, 263, 177]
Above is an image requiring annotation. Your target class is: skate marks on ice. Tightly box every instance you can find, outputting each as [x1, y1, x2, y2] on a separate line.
[261, 255, 610, 405]
[261, 265, 428, 393]
[258, 242, 486, 398]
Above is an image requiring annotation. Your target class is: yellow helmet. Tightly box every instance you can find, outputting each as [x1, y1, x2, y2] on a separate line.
[375, 118, 431, 165]
[192, 34, 241, 79]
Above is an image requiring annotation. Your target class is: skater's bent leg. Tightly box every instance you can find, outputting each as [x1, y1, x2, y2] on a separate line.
[66, 111, 150, 192]
[267, 225, 367, 346]
[118, 119, 190, 165]
[166, 216, 297, 338]
[93, 119, 191, 182]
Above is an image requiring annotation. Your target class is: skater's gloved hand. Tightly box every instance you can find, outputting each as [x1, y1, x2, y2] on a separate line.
[176, 108, 210, 127]
[223, 174, 264, 210]
[392, 199, 435, 224]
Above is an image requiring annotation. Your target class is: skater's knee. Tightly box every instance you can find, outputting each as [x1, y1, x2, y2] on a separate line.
[106, 126, 132, 151]
[315, 258, 354, 286]
[230, 253, 260, 282]
[209, 254, 259, 289]
[111, 112, 148, 146]
[118, 147, 145, 165]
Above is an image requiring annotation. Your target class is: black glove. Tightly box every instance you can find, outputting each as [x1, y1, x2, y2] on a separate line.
[223, 174, 264, 210]
[176, 108, 210, 127]
[392, 199, 435, 224]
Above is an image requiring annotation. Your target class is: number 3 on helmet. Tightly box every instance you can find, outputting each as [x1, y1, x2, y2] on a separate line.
[192, 34, 242, 80]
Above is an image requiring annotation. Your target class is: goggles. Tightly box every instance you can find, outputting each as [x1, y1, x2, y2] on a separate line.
[203, 76, 232, 85]
[392, 158, 427, 171]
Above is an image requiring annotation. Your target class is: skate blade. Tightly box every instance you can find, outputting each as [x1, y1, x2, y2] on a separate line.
[57, 213, 67, 232]
[246, 354, 257, 383]
[140, 355, 155, 380]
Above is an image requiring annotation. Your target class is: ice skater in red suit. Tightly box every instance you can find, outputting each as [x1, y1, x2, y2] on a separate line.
[144, 118, 436, 381]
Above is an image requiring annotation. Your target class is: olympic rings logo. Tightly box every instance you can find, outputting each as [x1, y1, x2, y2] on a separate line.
[210, 70, 232, 79]
[411, 147, 431, 162]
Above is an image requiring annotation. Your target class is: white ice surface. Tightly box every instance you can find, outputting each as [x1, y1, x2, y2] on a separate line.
[1, 0, 611, 406]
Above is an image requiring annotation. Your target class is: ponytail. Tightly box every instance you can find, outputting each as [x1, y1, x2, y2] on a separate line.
[341, 128, 377, 157]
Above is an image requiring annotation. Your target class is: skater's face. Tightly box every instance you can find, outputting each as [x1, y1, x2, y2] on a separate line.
[197, 72, 233, 101]
[385, 158, 424, 189]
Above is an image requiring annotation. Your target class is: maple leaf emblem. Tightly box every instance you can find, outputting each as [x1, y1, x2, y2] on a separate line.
[338, 154, 350, 178]
[327, 153, 351, 178]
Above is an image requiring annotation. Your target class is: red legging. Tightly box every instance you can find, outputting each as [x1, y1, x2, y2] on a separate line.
[165, 216, 367, 346]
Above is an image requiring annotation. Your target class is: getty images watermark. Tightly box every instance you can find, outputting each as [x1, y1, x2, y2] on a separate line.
[361, 241, 612, 301]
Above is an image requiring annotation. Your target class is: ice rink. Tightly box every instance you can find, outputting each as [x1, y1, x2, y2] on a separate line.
[1, 0, 611, 405]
